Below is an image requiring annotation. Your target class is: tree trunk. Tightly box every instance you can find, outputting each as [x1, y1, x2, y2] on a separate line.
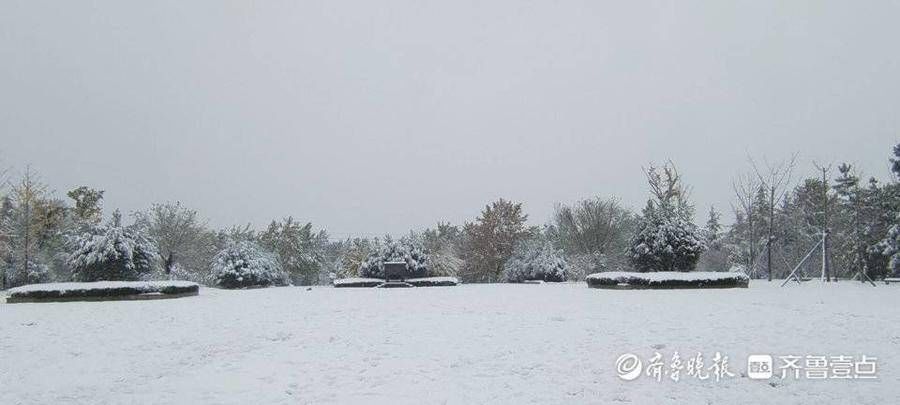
[821, 168, 832, 282]
[23, 198, 31, 283]
[748, 211, 755, 278]
[767, 186, 774, 281]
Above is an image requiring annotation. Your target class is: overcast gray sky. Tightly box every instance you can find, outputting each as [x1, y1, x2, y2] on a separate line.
[1, 1, 898, 237]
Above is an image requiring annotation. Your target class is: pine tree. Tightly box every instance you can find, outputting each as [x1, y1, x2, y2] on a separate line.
[879, 143, 900, 276]
[834, 163, 868, 280]
[697, 206, 730, 271]
[628, 163, 706, 272]
[705, 206, 723, 245]
[67, 186, 104, 227]
[68, 210, 159, 282]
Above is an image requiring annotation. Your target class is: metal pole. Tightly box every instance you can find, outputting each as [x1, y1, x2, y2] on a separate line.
[782, 238, 824, 287]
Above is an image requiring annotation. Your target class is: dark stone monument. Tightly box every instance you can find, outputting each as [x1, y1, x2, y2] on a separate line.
[383, 261, 410, 281]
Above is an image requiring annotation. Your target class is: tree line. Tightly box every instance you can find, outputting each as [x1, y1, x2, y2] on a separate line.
[1, 142, 898, 288]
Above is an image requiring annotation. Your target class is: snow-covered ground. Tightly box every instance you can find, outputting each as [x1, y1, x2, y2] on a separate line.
[1, 281, 898, 404]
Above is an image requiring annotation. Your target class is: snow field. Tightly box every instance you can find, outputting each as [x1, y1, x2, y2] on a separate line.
[1, 282, 897, 404]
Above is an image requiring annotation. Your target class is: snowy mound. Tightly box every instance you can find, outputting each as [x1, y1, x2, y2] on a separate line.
[7, 281, 200, 303]
[333, 277, 459, 288]
[585, 271, 749, 289]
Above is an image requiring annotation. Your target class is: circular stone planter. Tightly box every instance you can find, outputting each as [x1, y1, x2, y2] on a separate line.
[585, 271, 749, 290]
[333, 277, 460, 288]
[5, 281, 200, 303]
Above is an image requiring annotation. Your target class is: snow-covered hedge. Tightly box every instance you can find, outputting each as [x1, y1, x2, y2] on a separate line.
[503, 239, 568, 282]
[332, 276, 459, 288]
[6, 281, 198, 302]
[586, 271, 749, 289]
[212, 241, 288, 289]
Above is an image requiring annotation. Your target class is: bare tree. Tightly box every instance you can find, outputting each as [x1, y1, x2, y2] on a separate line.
[732, 171, 762, 277]
[462, 199, 532, 283]
[646, 161, 691, 209]
[3, 167, 52, 287]
[133, 201, 217, 280]
[548, 196, 635, 278]
[0, 163, 9, 288]
[750, 154, 797, 281]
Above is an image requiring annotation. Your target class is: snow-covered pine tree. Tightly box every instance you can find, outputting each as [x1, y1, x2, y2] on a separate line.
[211, 240, 287, 288]
[864, 178, 895, 278]
[834, 163, 871, 280]
[697, 206, 729, 271]
[503, 237, 567, 282]
[333, 237, 376, 279]
[68, 210, 159, 282]
[358, 236, 428, 279]
[705, 206, 722, 245]
[879, 144, 900, 276]
[628, 163, 706, 272]
[67, 186, 104, 227]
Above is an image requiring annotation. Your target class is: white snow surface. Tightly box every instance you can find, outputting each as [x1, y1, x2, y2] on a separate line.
[406, 276, 459, 284]
[1, 282, 898, 404]
[332, 277, 382, 286]
[586, 271, 750, 283]
[7, 280, 199, 295]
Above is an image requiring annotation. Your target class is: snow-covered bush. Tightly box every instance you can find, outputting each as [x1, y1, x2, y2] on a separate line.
[565, 252, 609, 281]
[167, 262, 212, 285]
[359, 237, 428, 279]
[212, 241, 288, 289]
[68, 219, 159, 282]
[503, 238, 568, 282]
[425, 245, 462, 277]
